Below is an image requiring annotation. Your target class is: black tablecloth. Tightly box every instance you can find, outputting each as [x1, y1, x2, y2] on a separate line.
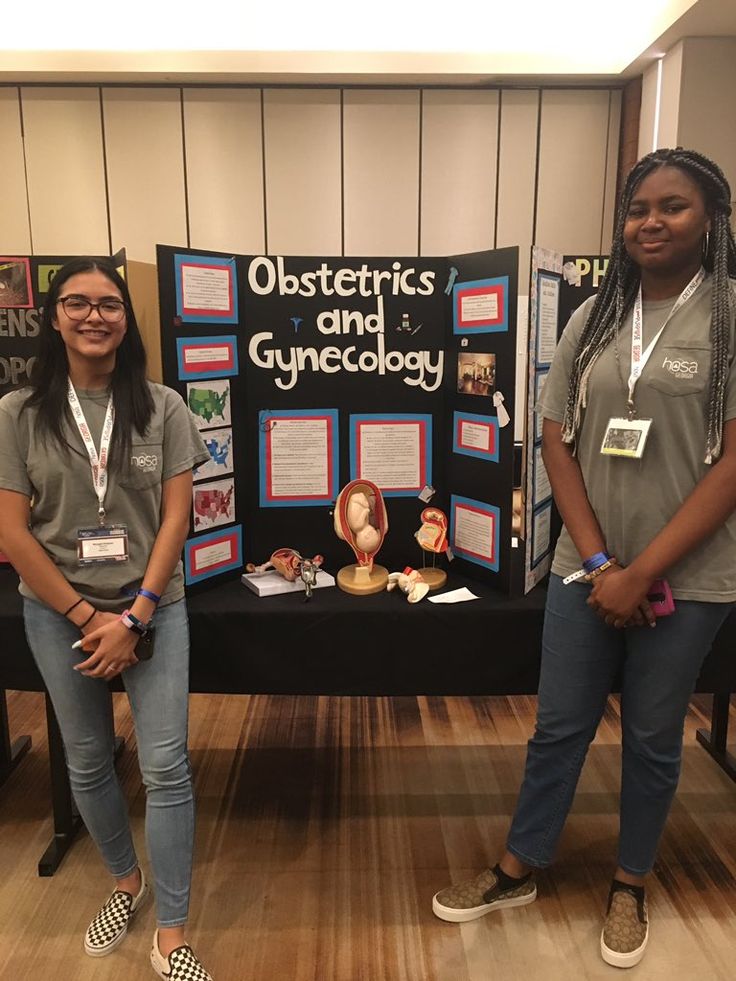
[2, 567, 735, 696]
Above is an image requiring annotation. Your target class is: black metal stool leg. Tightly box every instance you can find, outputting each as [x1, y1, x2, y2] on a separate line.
[0, 689, 32, 787]
[696, 692, 736, 783]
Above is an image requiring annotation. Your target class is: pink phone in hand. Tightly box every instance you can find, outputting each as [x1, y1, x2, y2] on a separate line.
[647, 578, 675, 617]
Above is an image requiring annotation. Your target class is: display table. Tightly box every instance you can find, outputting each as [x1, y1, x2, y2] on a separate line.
[1, 567, 734, 873]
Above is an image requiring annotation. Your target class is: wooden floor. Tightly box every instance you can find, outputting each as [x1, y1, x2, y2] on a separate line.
[1, 691, 735, 981]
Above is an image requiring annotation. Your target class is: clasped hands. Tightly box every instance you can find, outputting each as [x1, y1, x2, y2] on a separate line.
[586, 565, 657, 629]
[73, 611, 139, 679]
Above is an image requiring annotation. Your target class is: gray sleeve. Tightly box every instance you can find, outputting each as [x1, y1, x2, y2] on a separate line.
[0, 396, 32, 497]
[535, 298, 592, 423]
[161, 389, 211, 480]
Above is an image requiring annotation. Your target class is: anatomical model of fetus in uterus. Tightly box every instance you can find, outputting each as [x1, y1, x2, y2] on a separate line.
[333, 479, 389, 594]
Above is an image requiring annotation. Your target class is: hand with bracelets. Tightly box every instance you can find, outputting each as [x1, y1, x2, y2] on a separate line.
[582, 552, 656, 629]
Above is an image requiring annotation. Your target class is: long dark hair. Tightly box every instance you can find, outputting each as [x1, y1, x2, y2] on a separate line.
[561, 148, 736, 463]
[23, 257, 154, 471]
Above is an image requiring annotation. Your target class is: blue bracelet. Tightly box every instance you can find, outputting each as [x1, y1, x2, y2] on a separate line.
[582, 551, 611, 574]
[136, 588, 161, 605]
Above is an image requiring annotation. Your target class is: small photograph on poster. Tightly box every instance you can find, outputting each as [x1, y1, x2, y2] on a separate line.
[457, 352, 495, 398]
[453, 276, 508, 334]
[194, 427, 234, 481]
[533, 444, 552, 505]
[536, 271, 561, 366]
[531, 502, 552, 567]
[452, 411, 499, 463]
[37, 264, 63, 295]
[534, 369, 549, 442]
[193, 477, 236, 531]
[0, 258, 33, 308]
[449, 494, 500, 571]
[259, 408, 339, 507]
[187, 379, 231, 430]
[174, 253, 238, 325]
[185, 524, 243, 585]
[349, 413, 432, 497]
[177, 336, 238, 380]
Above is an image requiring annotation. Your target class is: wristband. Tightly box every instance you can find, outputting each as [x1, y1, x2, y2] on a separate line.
[583, 558, 618, 581]
[78, 608, 97, 629]
[136, 588, 161, 605]
[120, 609, 152, 637]
[63, 597, 84, 617]
[582, 551, 611, 574]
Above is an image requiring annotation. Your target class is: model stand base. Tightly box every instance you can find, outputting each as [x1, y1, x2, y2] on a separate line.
[418, 567, 447, 591]
[337, 563, 389, 595]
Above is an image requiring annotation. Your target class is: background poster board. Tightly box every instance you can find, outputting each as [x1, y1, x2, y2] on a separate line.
[158, 247, 521, 593]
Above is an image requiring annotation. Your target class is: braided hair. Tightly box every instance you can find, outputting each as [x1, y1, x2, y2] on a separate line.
[561, 147, 736, 463]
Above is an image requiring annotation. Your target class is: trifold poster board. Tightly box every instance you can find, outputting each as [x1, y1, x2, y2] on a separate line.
[157, 246, 522, 592]
[523, 248, 608, 593]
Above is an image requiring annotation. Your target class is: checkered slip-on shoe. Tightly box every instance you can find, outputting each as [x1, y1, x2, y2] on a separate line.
[84, 868, 150, 957]
[432, 864, 537, 923]
[151, 931, 214, 981]
[600, 880, 649, 968]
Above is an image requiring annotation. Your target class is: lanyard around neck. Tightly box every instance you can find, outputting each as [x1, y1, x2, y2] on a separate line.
[627, 267, 705, 415]
[67, 378, 115, 524]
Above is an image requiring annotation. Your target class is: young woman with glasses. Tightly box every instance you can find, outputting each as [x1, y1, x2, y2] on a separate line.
[0, 257, 214, 981]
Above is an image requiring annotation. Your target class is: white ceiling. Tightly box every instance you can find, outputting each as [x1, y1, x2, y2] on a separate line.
[1, 0, 735, 84]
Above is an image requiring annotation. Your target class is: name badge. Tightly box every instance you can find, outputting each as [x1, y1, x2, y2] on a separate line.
[600, 417, 652, 459]
[77, 525, 130, 565]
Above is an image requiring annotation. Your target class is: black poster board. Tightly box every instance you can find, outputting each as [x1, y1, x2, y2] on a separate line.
[157, 246, 519, 593]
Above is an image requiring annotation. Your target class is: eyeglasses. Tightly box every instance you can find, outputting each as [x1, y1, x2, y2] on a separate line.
[58, 295, 127, 324]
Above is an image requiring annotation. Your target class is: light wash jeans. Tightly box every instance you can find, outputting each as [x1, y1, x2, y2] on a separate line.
[24, 597, 194, 926]
[506, 574, 732, 876]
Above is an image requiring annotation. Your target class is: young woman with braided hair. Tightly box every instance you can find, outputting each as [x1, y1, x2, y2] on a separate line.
[433, 148, 736, 967]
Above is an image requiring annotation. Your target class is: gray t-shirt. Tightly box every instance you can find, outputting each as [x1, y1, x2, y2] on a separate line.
[0, 382, 209, 610]
[537, 275, 736, 601]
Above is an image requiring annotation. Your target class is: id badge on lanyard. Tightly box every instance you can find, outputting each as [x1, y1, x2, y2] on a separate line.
[67, 379, 130, 565]
[601, 268, 705, 459]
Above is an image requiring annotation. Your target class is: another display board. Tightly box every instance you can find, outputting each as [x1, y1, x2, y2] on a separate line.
[158, 246, 521, 592]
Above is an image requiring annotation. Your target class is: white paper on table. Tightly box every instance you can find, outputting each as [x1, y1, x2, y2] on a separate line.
[428, 587, 480, 604]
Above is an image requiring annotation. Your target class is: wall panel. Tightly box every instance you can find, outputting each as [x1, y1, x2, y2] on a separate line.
[0, 88, 31, 253]
[263, 89, 341, 256]
[22, 87, 109, 256]
[420, 90, 498, 257]
[343, 90, 420, 256]
[102, 88, 187, 263]
[535, 89, 611, 255]
[496, 89, 540, 289]
[184, 88, 265, 255]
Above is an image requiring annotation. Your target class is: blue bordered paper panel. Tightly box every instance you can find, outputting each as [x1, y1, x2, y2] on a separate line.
[176, 336, 239, 381]
[184, 524, 243, 585]
[530, 502, 553, 568]
[452, 411, 499, 462]
[449, 493, 500, 571]
[349, 413, 432, 497]
[258, 408, 339, 508]
[453, 276, 509, 335]
[174, 253, 238, 325]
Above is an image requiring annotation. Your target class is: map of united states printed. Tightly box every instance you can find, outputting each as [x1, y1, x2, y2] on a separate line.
[188, 385, 229, 424]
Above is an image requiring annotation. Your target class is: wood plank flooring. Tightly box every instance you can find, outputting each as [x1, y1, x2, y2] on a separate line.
[0, 691, 734, 980]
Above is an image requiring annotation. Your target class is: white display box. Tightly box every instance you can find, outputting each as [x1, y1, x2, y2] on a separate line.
[241, 569, 336, 597]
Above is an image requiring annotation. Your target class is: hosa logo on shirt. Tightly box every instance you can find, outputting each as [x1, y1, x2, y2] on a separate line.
[662, 355, 699, 380]
[131, 452, 159, 472]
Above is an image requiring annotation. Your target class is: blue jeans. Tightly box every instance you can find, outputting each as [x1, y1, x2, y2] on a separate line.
[24, 597, 194, 927]
[506, 574, 732, 876]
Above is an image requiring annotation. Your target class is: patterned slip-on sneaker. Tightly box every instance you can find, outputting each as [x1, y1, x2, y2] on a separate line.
[151, 931, 214, 981]
[600, 881, 649, 969]
[432, 864, 537, 923]
[84, 867, 150, 957]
